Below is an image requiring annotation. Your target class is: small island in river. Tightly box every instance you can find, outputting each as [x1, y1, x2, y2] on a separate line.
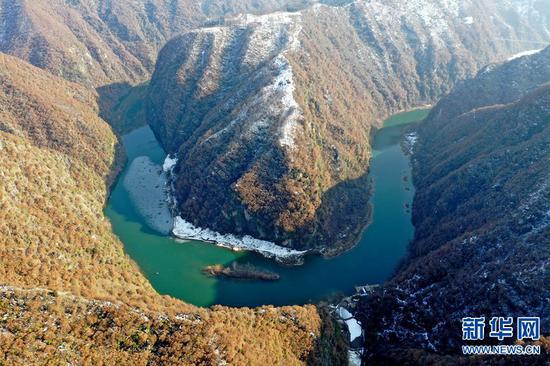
[203, 263, 280, 281]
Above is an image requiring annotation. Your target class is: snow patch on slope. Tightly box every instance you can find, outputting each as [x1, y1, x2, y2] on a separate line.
[162, 155, 178, 172]
[507, 48, 544, 61]
[337, 307, 362, 342]
[462, 16, 474, 25]
[201, 10, 304, 150]
[270, 55, 301, 149]
[362, 0, 461, 47]
[236, 11, 303, 149]
[517, 172, 550, 237]
[239, 11, 303, 57]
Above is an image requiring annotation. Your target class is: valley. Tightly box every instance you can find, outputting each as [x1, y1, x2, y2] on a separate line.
[0, 25, 334, 366]
[105, 107, 428, 307]
[1, 1, 549, 365]
[354, 47, 550, 363]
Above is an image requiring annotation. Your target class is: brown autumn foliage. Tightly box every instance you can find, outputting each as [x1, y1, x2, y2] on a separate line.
[0, 286, 326, 366]
[0, 53, 341, 364]
[0, 53, 157, 307]
[0, 0, 204, 87]
[0, 0, 335, 88]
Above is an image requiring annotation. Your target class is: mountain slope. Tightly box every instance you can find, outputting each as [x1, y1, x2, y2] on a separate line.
[0, 0, 204, 87]
[147, 0, 550, 255]
[0, 52, 149, 305]
[355, 47, 550, 363]
[413, 47, 550, 256]
[0, 0, 344, 89]
[0, 286, 332, 365]
[0, 53, 338, 365]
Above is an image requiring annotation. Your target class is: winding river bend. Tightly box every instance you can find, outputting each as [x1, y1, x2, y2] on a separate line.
[105, 109, 429, 307]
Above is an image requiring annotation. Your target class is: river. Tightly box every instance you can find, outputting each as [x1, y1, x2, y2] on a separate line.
[105, 109, 429, 307]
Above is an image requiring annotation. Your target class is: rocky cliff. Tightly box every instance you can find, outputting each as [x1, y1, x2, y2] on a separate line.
[355, 47, 550, 364]
[147, 0, 550, 255]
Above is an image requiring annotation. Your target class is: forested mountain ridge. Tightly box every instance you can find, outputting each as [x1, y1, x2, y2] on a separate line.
[0, 52, 145, 303]
[147, 0, 550, 255]
[0, 0, 202, 87]
[425, 47, 550, 126]
[0, 53, 337, 365]
[0, 0, 360, 125]
[413, 47, 550, 258]
[0, 0, 350, 89]
[355, 47, 550, 364]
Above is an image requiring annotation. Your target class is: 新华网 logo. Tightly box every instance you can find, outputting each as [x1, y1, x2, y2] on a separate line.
[461, 316, 541, 356]
[462, 316, 540, 341]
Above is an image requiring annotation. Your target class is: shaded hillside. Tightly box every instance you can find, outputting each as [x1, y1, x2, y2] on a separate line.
[413, 47, 550, 257]
[426, 47, 550, 125]
[147, 0, 550, 254]
[0, 53, 342, 365]
[355, 48, 550, 363]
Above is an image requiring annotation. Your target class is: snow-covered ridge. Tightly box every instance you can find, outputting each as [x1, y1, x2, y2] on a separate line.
[270, 55, 301, 149]
[173, 216, 308, 265]
[160, 10, 309, 258]
[196, 10, 303, 150]
[356, 0, 462, 48]
[236, 11, 303, 149]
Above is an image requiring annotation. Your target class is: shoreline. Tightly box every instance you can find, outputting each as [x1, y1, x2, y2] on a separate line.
[163, 106, 428, 266]
[105, 110, 421, 305]
[172, 216, 308, 265]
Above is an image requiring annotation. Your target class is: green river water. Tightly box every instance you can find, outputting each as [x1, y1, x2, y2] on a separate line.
[105, 109, 429, 307]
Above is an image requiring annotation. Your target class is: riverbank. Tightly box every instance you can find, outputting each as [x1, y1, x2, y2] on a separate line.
[173, 216, 308, 265]
[163, 109, 430, 266]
